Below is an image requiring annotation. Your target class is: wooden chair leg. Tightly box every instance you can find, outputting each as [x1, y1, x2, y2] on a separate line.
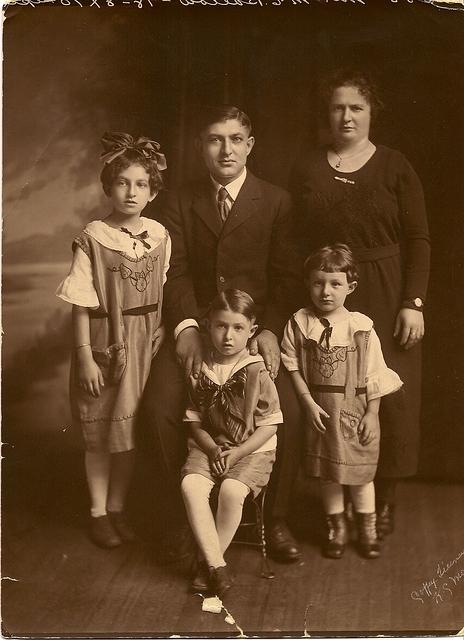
[255, 491, 275, 579]
[231, 486, 275, 578]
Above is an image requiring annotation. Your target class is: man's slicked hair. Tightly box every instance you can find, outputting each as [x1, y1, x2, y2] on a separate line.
[196, 105, 252, 137]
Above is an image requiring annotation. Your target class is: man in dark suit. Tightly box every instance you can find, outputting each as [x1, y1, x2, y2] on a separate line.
[143, 105, 303, 563]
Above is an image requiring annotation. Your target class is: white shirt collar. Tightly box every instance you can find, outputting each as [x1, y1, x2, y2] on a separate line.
[211, 167, 247, 202]
[201, 349, 263, 385]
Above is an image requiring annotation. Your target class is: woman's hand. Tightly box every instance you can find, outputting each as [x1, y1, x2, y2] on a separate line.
[394, 308, 424, 350]
[249, 329, 281, 380]
[358, 411, 379, 446]
[301, 395, 330, 434]
[77, 355, 104, 397]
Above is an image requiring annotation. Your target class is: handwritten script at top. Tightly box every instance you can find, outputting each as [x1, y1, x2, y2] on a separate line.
[5, 0, 424, 8]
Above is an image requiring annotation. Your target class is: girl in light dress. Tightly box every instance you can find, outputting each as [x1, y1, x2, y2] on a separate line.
[57, 132, 170, 548]
[281, 244, 402, 559]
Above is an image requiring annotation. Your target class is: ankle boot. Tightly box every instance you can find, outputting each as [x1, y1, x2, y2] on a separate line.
[323, 512, 348, 559]
[356, 512, 381, 559]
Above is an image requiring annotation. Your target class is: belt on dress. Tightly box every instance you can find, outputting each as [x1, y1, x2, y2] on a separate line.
[89, 303, 158, 318]
[309, 384, 367, 395]
[353, 243, 400, 263]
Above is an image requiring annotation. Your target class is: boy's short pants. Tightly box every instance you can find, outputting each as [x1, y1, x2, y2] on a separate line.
[181, 446, 276, 497]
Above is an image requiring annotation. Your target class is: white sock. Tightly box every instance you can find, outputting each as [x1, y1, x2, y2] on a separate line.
[320, 479, 344, 515]
[181, 474, 225, 568]
[349, 482, 375, 513]
[85, 451, 111, 518]
[216, 478, 250, 554]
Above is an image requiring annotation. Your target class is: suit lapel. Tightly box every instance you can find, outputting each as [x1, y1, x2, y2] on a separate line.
[192, 180, 222, 237]
[221, 172, 261, 238]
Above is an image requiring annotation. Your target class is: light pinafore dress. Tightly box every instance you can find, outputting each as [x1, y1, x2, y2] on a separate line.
[57, 218, 170, 453]
[281, 309, 402, 485]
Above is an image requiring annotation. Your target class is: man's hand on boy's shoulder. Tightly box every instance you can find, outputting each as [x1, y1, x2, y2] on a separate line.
[249, 329, 281, 380]
[176, 326, 203, 380]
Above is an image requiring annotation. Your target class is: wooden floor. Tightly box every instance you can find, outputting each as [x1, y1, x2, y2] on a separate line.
[2, 446, 464, 637]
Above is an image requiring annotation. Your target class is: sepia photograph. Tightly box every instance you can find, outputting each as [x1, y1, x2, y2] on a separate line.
[2, 0, 464, 636]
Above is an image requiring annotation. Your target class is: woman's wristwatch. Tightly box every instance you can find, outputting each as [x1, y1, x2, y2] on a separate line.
[401, 297, 424, 311]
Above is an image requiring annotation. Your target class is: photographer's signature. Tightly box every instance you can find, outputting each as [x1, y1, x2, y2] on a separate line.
[411, 548, 464, 605]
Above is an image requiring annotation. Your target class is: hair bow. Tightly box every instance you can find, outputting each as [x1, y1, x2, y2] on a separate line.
[100, 132, 167, 170]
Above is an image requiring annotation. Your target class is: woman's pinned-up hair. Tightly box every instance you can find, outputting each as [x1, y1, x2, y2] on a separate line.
[319, 68, 385, 123]
[208, 289, 257, 323]
[99, 132, 167, 196]
[304, 243, 359, 284]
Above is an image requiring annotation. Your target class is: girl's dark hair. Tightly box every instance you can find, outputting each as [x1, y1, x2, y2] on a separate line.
[319, 68, 384, 123]
[304, 243, 359, 284]
[208, 289, 257, 322]
[100, 148, 164, 197]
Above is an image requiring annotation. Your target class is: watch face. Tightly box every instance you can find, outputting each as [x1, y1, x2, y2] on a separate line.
[413, 298, 423, 308]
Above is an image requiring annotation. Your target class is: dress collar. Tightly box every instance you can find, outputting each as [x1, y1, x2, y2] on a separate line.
[83, 217, 166, 253]
[293, 308, 373, 347]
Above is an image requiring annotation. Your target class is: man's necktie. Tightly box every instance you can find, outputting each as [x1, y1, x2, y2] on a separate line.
[217, 187, 230, 223]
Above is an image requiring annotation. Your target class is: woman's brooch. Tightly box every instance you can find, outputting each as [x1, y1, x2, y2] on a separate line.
[334, 176, 355, 185]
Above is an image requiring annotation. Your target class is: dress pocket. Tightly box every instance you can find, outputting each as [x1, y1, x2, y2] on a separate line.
[339, 408, 363, 441]
[92, 342, 127, 385]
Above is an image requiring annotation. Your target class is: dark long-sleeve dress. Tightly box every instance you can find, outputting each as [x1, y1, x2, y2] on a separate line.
[290, 145, 431, 477]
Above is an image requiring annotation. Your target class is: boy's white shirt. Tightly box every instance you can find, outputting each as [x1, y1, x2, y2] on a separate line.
[55, 217, 171, 308]
[281, 307, 403, 401]
[184, 350, 282, 453]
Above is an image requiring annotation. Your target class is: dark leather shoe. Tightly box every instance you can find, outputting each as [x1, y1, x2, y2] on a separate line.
[376, 501, 395, 539]
[209, 565, 234, 599]
[89, 515, 122, 549]
[323, 513, 348, 559]
[108, 511, 136, 542]
[267, 520, 301, 562]
[191, 560, 209, 593]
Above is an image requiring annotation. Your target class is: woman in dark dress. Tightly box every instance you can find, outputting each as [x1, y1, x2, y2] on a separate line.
[290, 69, 431, 537]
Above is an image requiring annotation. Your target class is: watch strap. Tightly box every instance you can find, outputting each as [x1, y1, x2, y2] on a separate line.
[401, 297, 424, 311]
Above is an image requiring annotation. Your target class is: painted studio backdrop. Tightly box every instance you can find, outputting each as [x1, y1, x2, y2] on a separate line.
[2, 1, 464, 635]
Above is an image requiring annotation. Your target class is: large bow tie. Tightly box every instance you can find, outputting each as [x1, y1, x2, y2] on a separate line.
[120, 227, 151, 250]
[196, 369, 248, 443]
[197, 369, 247, 413]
